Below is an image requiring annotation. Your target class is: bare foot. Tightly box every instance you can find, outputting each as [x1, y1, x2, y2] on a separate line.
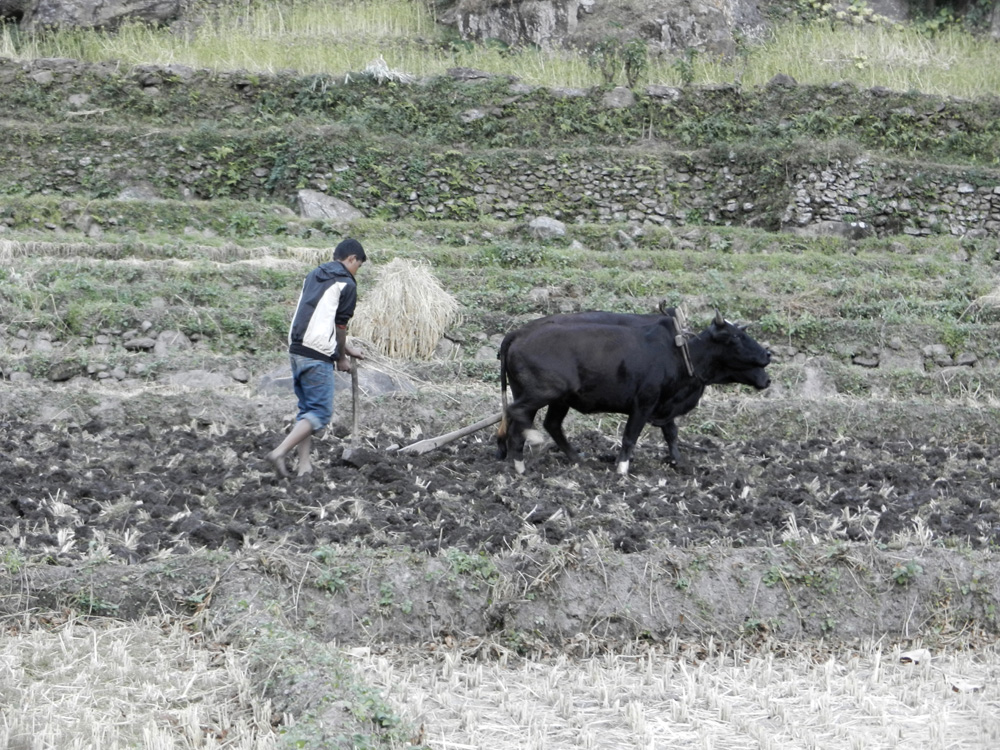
[296, 466, 312, 478]
[266, 450, 289, 479]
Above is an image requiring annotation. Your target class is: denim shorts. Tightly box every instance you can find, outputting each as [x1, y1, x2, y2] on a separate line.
[290, 353, 334, 432]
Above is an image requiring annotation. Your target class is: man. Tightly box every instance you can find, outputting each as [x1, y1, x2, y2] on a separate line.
[267, 238, 366, 478]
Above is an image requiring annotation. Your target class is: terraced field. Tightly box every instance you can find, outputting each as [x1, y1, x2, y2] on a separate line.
[2, 56, 1000, 748]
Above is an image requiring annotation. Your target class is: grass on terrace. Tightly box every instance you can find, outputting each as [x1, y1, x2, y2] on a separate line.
[0, 0, 998, 97]
[1, 222, 997, 365]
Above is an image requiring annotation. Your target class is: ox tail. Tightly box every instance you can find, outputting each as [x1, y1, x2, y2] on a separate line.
[496, 341, 510, 458]
[497, 331, 516, 413]
[499, 355, 509, 417]
[495, 412, 509, 459]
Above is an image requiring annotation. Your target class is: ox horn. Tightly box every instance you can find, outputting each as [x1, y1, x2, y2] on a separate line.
[714, 309, 725, 326]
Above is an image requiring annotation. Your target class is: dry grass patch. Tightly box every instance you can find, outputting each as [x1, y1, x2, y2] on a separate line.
[5, 4, 1000, 94]
[352, 638, 1000, 750]
[0, 615, 276, 750]
[965, 286, 1000, 321]
[0, 239, 303, 263]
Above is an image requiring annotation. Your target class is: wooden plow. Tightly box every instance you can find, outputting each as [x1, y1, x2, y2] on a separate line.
[397, 412, 502, 456]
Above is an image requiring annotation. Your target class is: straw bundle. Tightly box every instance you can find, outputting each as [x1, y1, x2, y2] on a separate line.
[351, 258, 460, 360]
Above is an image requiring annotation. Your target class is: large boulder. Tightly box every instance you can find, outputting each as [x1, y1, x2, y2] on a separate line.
[295, 190, 364, 222]
[598, 0, 765, 57]
[22, 0, 184, 30]
[0, 0, 32, 22]
[528, 215, 566, 239]
[443, 0, 766, 56]
[450, 0, 580, 48]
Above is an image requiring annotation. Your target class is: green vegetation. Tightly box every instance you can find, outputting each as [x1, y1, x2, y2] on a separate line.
[1, 1, 998, 97]
[0, 548, 25, 574]
[2, 219, 997, 394]
[740, 21, 1000, 96]
[446, 548, 499, 591]
[312, 546, 361, 593]
[588, 37, 650, 88]
[0, 251, 296, 348]
[71, 589, 121, 616]
[892, 559, 925, 586]
[249, 625, 416, 749]
[0, 229, 976, 322]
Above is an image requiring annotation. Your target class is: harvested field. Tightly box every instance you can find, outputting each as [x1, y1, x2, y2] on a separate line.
[353, 639, 1000, 750]
[0, 615, 275, 750]
[8, 613, 1000, 749]
[2, 366, 1000, 746]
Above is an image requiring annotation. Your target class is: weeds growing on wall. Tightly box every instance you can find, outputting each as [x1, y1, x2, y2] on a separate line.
[587, 37, 650, 89]
[4, 43, 1000, 172]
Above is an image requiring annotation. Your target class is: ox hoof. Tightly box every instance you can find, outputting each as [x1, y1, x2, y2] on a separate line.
[616, 461, 630, 476]
[514, 460, 526, 475]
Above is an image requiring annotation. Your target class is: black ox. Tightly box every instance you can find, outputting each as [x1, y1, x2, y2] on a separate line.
[496, 311, 771, 475]
[496, 305, 676, 413]
[497, 307, 674, 362]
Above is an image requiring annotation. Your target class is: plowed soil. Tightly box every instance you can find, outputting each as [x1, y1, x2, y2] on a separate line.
[5, 397, 999, 563]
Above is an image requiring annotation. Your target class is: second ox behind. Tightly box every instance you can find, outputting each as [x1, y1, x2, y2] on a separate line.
[496, 310, 771, 475]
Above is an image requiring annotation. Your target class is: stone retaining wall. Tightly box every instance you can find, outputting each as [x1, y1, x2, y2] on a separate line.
[783, 158, 1000, 238]
[340, 153, 1000, 237]
[3, 58, 1000, 237]
[10, 134, 1000, 238]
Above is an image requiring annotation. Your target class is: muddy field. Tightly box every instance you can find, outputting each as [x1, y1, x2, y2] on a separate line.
[4, 379, 999, 565]
[4, 369, 1000, 748]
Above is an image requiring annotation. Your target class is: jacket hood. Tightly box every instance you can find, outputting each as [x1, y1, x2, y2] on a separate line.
[314, 260, 353, 282]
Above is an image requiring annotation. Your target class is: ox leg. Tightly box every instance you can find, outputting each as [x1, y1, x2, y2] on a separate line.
[616, 413, 649, 476]
[496, 383, 525, 460]
[507, 403, 540, 475]
[660, 420, 682, 465]
[542, 403, 581, 463]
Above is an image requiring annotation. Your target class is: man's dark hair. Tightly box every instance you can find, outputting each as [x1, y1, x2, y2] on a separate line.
[333, 238, 366, 262]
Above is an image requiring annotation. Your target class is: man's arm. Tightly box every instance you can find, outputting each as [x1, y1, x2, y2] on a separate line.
[335, 325, 364, 371]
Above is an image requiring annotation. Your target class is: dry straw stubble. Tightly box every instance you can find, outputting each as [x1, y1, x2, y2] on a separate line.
[352, 639, 1000, 750]
[0, 615, 276, 749]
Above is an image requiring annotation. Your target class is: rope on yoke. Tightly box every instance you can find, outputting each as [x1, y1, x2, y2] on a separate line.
[673, 306, 695, 378]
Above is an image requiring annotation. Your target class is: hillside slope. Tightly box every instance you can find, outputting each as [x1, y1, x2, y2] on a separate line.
[1, 42, 1000, 750]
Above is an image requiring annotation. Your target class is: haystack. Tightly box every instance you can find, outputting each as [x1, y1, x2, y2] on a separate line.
[351, 258, 460, 360]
